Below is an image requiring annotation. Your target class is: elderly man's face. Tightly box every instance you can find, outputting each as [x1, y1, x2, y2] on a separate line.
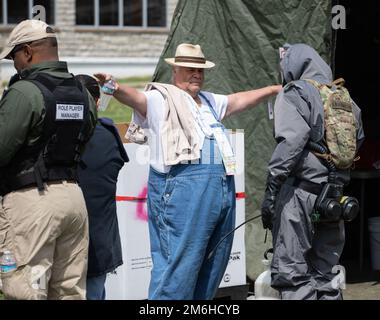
[173, 66, 204, 98]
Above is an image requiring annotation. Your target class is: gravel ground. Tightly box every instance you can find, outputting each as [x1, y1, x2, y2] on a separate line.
[344, 281, 380, 300]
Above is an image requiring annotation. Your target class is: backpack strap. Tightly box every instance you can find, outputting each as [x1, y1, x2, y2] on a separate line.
[306, 78, 346, 89]
[303, 79, 336, 168]
[332, 78, 345, 87]
[305, 78, 325, 89]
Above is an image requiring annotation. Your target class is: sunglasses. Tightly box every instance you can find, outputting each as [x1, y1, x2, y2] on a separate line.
[9, 42, 34, 60]
[9, 44, 26, 60]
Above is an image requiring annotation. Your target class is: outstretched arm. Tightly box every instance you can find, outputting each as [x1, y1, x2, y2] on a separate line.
[94, 73, 148, 117]
[225, 85, 281, 118]
[261, 88, 311, 230]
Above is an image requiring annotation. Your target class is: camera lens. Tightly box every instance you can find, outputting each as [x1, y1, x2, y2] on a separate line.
[341, 197, 359, 222]
[322, 199, 342, 221]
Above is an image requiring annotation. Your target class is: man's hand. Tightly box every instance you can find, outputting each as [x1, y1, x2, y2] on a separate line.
[271, 84, 282, 95]
[93, 73, 120, 92]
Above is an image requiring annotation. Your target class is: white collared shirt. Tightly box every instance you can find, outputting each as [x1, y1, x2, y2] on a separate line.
[132, 90, 228, 173]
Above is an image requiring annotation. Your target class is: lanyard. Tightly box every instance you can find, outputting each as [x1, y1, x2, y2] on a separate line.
[199, 93, 236, 175]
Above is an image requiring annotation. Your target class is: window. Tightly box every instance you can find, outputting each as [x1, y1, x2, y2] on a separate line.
[76, 0, 167, 28]
[33, 0, 55, 25]
[124, 0, 142, 27]
[0, 0, 3, 24]
[1, 0, 55, 25]
[148, 0, 166, 27]
[99, 0, 118, 26]
[75, 0, 94, 25]
[7, 0, 29, 24]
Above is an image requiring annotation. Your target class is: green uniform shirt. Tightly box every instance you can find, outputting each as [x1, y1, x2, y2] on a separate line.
[0, 61, 97, 167]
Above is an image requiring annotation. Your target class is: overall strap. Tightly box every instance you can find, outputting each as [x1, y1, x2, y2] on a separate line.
[199, 92, 219, 120]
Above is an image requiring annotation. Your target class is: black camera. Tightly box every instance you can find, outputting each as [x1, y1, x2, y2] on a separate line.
[312, 182, 359, 223]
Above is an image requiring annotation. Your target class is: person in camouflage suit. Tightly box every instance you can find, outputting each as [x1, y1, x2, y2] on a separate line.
[260, 43, 364, 300]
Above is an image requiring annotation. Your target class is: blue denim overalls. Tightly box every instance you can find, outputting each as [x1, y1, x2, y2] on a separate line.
[147, 93, 236, 300]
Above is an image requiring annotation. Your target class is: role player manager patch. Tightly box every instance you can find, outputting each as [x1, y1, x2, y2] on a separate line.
[56, 103, 84, 121]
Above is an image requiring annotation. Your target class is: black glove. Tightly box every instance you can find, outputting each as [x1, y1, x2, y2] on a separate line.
[261, 174, 284, 230]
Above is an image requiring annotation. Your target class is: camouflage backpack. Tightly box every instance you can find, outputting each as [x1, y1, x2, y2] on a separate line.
[306, 78, 357, 169]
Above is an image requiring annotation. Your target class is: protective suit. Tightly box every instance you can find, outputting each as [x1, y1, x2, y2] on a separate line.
[262, 44, 365, 300]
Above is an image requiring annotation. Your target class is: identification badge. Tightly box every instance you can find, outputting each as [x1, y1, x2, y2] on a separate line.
[213, 126, 236, 175]
[56, 104, 84, 120]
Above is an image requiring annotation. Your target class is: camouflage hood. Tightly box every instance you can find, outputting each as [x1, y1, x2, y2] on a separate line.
[280, 43, 333, 85]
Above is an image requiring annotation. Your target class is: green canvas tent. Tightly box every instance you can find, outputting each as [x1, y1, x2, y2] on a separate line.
[152, 0, 333, 281]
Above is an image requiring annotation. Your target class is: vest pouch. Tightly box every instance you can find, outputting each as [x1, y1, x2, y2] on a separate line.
[340, 196, 359, 222]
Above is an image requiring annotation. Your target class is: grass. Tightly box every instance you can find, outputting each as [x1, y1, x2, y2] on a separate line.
[99, 97, 133, 123]
[97, 75, 151, 123]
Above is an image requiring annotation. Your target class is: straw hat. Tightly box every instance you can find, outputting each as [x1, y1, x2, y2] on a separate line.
[165, 43, 215, 69]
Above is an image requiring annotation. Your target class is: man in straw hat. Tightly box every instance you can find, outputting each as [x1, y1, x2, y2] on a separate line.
[95, 43, 281, 300]
[0, 20, 97, 299]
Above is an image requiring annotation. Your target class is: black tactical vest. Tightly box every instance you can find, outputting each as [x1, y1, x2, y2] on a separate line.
[2, 72, 92, 195]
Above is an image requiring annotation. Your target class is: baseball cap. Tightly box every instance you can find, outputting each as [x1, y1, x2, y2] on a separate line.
[0, 19, 56, 60]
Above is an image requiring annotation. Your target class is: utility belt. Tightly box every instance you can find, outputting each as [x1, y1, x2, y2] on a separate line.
[5, 167, 77, 195]
[288, 177, 359, 223]
[287, 177, 322, 195]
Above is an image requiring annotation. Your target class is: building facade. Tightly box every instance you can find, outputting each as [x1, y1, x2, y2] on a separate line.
[0, 0, 178, 80]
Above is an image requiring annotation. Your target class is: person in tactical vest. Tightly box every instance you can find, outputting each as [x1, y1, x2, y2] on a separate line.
[261, 43, 365, 300]
[75, 74, 129, 300]
[0, 20, 97, 299]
